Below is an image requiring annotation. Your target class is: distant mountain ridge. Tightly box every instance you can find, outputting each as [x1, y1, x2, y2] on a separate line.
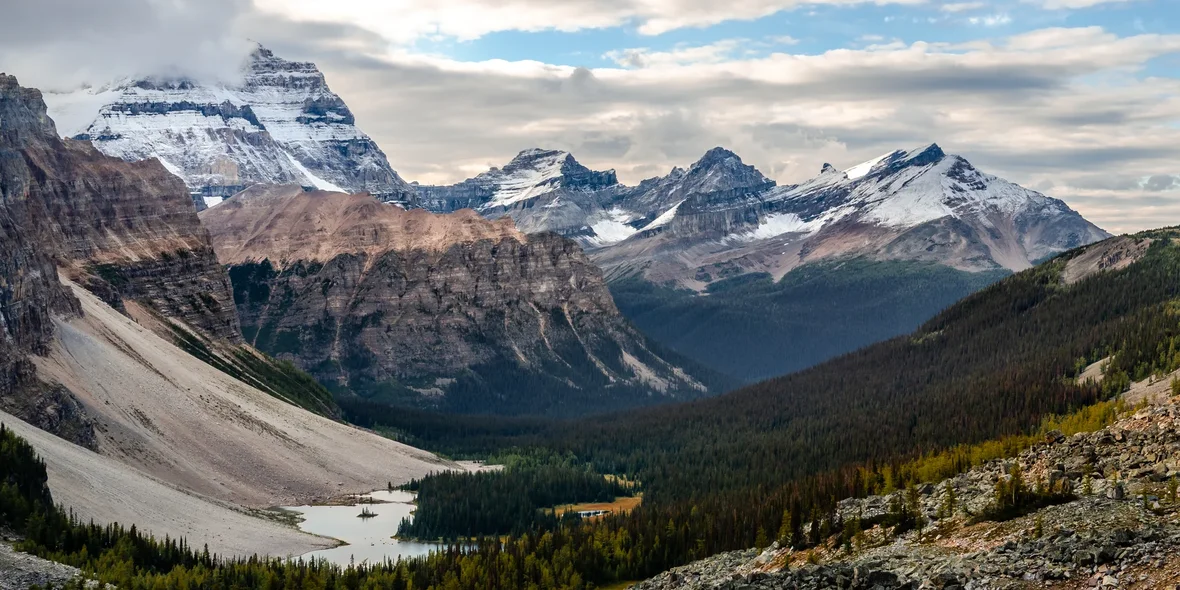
[424, 143, 1109, 381]
[43, 46, 417, 207]
[424, 143, 1108, 286]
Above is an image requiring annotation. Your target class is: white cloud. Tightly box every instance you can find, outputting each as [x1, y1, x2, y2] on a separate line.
[1032, 0, 1139, 9]
[940, 1, 986, 11]
[604, 40, 750, 68]
[967, 12, 1013, 26]
[252, 0, 930, 42]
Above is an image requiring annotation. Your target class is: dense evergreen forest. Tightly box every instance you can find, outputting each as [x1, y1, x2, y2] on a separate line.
[611, 258, 1007, 381]
[397, 453, 630, 540]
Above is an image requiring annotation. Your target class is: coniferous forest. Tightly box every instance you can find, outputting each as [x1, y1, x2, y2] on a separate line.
[396, 460, 629, 540]
[9, 231, 1180, 589]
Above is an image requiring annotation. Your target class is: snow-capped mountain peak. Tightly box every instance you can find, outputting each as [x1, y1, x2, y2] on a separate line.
[842, 143, 945, 181]
[466, 148, 618, 209]
[42, 45, 417, 208]
[775, 145, 1065, 230]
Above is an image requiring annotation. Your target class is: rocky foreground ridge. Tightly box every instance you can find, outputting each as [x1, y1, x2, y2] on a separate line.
[634, 394, 1180, 589]
[201, 185, 713, 415]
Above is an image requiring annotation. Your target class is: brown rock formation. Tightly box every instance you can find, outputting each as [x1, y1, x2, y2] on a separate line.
[0, 73, 245, 442]
[0, 73, 240, 342]
[202, 185, 715, 416]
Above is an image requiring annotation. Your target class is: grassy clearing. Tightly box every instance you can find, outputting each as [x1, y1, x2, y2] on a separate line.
[552, 496, 643, 520]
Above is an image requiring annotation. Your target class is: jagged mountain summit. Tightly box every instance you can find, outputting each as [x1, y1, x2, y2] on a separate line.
[423, 143, 1105, 282]
[43, 46, 417, 208]
[417, 148, 623, 239]
[201, 184, 723, 416]
[595, 143, 1110, 286]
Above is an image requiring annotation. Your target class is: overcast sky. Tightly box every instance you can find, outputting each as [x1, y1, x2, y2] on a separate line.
[0, 0, 1177, 233]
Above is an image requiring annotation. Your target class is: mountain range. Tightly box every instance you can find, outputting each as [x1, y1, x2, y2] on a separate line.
[422, 143, 1107, 281]
[36, 45, 1110, 382]
[7, 39, 1180, 590]
[44, 46, 417, 208]
[0, 73, 447, 556]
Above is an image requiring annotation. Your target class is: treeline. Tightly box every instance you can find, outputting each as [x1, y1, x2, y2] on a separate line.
[1, 423, 218, 576]
[350, 236, 1180, 510]
[0, 370, 1140, 590]
[398, 456, 630, 540]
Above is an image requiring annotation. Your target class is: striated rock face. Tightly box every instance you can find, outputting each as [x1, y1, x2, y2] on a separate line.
[0, 73, 241, 342]
[202, 185, 713, 416]
[0, 208, 91, 446]
[45, 46, 417, 207]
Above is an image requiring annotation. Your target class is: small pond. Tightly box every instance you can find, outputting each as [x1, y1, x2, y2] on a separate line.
[285, 490, 440, 567]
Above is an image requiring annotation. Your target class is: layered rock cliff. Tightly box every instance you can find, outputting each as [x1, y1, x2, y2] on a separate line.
[201, 185, 714, 416]
[0, 74, 241, 343]
[0, 206, 90, 446]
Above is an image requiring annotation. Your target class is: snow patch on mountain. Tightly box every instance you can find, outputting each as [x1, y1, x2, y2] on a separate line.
[843, 151, 893, 181]
[642, 200, 687, 232]
[586, 208, 640, 247]
[732, 207, 857, 243]
[283, 151, 344, 192]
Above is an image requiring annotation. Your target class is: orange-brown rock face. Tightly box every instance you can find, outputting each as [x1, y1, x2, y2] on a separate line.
[202, 185, 717, 416]
[0, 74, 240, 343]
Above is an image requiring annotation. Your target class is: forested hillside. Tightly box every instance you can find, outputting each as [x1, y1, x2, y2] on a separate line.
[558, 231, 1179, 502]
